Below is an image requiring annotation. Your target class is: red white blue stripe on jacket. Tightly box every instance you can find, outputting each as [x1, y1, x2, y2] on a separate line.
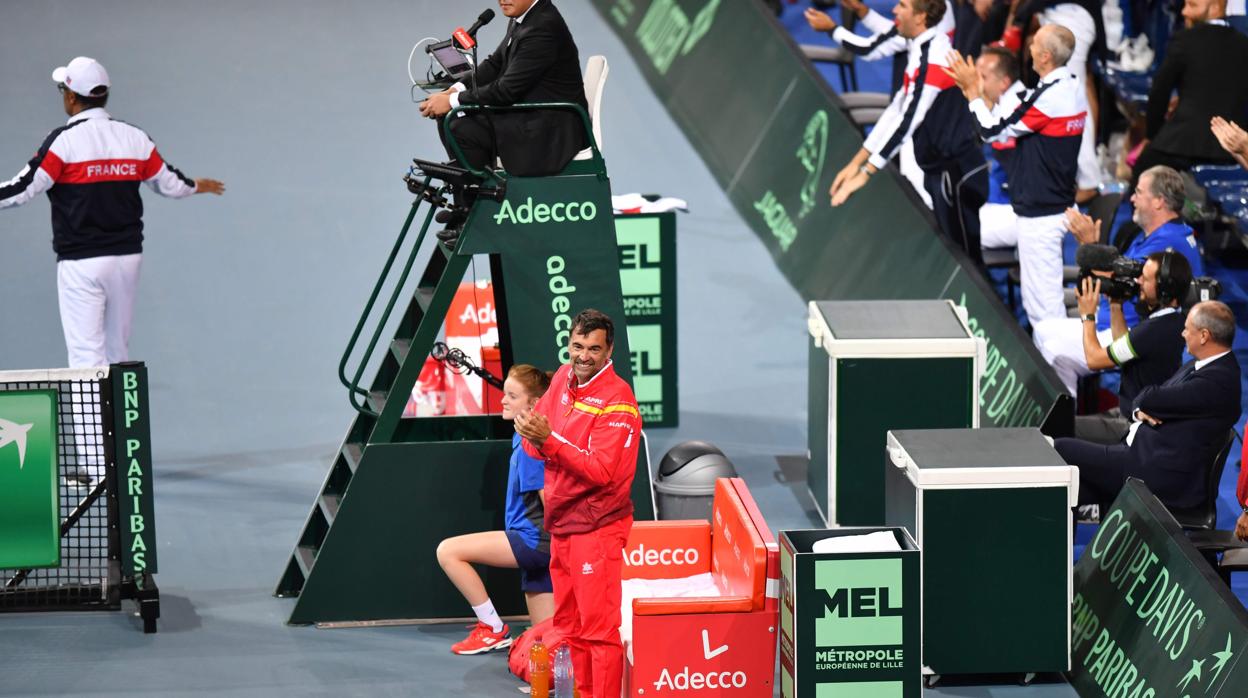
[0, 108, 196, 260]
[970, 67, 1087, 217]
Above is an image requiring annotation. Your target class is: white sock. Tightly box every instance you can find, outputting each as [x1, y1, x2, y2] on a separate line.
[471, 599, 504, 633]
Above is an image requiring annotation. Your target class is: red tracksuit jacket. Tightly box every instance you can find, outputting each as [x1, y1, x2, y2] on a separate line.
[524, 360, 641, 535]
[1240, 438, 1248, 510]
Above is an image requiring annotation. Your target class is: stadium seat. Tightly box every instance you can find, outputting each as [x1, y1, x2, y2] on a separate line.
[1218, 546, 1248, 585]
[1170, 429, 1238, 531]
[799, 2, 863, 92]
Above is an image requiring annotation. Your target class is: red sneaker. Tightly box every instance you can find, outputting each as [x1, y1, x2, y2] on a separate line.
[451, 621, 512, 655]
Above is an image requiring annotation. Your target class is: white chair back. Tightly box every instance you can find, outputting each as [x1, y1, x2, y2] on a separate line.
[582, 55, 609, 153]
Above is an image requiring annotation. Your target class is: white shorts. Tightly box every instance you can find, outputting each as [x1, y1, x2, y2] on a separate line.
[57, 253, 143, 369]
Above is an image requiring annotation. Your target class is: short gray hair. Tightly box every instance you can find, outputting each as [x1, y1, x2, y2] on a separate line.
[1141, 165, 1187, 215]
[1191, 301, 1236, 346]
[1041, 25, 1076, 67]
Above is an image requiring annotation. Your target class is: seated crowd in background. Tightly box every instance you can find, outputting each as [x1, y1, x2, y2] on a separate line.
[805, 0, 1248, 526]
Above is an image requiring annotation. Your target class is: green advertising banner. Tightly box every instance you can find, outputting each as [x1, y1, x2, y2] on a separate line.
[616, 212, 678, 428]
[0, 390, 60, 569]
[591, 0, 1066, 427]
[464, 175, 633, 383]
[1069, 479, 1248, 696]
[111, 364, 158, 576]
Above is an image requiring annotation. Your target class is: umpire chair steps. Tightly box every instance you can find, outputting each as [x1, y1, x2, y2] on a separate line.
[274, 103, 653, 625]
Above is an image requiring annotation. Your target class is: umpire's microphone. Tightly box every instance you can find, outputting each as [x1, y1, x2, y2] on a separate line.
[454, 9, 496, 50]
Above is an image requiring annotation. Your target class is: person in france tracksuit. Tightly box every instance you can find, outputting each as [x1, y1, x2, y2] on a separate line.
[0, 56, 224, 369]
[515, 309, 641, 698]
[947, 24, 1087, 328]
[823, 0, 990, 266]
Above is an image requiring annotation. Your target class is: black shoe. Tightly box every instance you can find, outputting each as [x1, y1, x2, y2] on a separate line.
[440, 233, 459, 250]
[436, 227, 460, 242]
[435, 209, 468, 226]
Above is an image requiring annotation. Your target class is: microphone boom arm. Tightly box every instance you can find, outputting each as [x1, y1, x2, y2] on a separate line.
[431, 341, 505, 390]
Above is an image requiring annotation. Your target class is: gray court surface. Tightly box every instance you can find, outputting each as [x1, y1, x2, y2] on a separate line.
[0, 2, 1073, 696]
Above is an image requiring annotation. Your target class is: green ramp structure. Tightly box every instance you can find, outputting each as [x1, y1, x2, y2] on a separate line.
[275, 104, 655, 625]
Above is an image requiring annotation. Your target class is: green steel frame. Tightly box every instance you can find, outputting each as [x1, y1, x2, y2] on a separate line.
[275, 104, 655, 624]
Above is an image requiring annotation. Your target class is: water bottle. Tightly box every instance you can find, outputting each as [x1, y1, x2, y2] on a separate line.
[553, 644, 574, 698]
[529, 635, 550, 698]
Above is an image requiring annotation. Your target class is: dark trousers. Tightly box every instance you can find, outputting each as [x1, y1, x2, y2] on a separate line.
[436, 113, 496, 211]
[438, 112, 496, 172]
[1055, 436, 1137, 506]
[924, 163, 989, 267]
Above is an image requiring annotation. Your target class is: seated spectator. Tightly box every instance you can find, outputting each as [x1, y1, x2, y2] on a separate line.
[1211, 115, 1248, 168]
[1055, 300, 1242, 512]
[1130, 0, 1248, 193]
[1070, 251, 1193, 444]
[1033, 165, 1204, 393]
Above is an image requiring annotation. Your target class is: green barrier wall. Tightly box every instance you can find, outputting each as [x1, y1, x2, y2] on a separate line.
[592, 0, 1067, 426]
[1069, 479, 1248, 697]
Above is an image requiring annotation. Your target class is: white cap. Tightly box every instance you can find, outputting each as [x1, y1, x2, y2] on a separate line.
[52, 57, 110, 97]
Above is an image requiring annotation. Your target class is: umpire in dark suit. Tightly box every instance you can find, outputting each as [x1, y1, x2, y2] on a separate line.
[1131, 0, 1248, 192]
[419, 0, 589, 177]
[1055, 301, 1243, 511]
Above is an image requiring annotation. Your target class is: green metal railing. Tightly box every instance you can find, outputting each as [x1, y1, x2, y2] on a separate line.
[338, 102, 601, 415]
[337, 183, 439, 415]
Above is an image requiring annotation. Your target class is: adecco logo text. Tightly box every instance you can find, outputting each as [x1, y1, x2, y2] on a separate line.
[493, 197, 598, 225]
[653, 667, 747, 691]
[623, 543, 700, 567]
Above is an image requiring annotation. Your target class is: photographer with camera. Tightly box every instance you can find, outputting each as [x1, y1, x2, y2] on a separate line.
[1032, 165, 1204, 394]
[1071, 251, 1192, 443]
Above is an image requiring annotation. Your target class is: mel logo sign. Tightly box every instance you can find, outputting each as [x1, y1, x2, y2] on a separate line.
[0, 390, 59, 569]
[816, 559, 905, 649]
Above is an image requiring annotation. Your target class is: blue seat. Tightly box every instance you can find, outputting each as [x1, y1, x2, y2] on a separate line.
[1193, 165, 1248, 188]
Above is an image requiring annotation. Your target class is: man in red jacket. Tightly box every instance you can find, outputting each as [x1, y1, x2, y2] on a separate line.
[1238, 438, 1248, 541]
[515, 308, 641, 698]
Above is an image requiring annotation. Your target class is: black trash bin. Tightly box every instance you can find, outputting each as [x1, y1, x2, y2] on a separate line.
[653, 441, 738, 521]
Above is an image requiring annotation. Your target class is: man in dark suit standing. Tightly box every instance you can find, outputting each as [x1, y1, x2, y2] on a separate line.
[1130, 0, 1248, 192]
[1055, 301, 1242, 512]
[419, 0, 588, 180]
